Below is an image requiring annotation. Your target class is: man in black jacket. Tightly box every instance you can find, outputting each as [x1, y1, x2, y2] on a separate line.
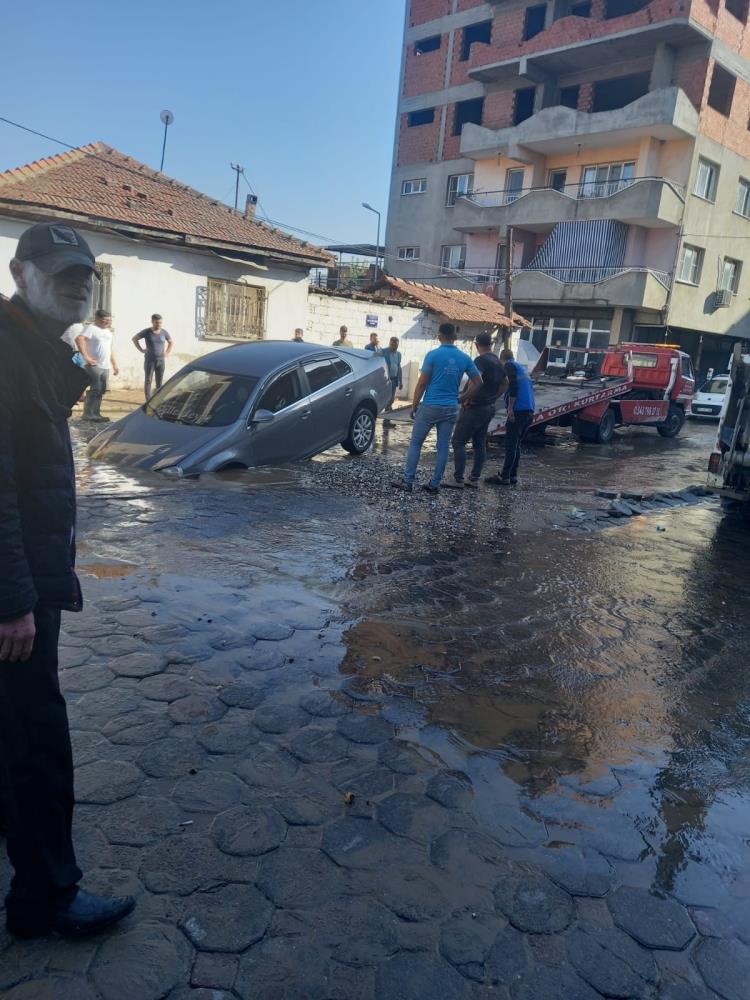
[0, 222, 135, 939]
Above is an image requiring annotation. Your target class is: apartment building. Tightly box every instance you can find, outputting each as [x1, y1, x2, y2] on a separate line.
[384, 0, 750, 374]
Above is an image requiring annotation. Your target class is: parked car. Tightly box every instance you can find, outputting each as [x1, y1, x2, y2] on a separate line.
[689, 373, 729, 419]
[88, 341, 391, 475]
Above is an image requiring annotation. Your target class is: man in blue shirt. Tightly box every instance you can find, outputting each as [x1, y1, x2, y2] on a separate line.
[392, 323, 482, 494]
[485, 348, 536, 486]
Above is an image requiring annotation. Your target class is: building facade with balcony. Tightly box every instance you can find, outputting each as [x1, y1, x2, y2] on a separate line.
[384, 0, 750, 375]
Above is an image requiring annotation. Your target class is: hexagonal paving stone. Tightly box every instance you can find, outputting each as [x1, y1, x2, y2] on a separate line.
[197, 713, 260, 754]
[253, 703, 309, 735]
[75, 760, 143, 804]
[139, 835, 240, 895]
[211, 804, 286, 856]
[110, 653, 166, 679]
[101, 635, 150, 657]
[138, 674, 194, 702]
[74, 686, 142, 720]
[96, 795, 183, 847]
[60, 664, 114, 693]
[137, 738, 207, 779]
[567, 927, 659, 998]
[290, 727, 350, 764]
[235, 938, 330, 1000]
[256, 848, 345, 909]
[337, 713, 394, 745]
[694, 937, 750, 1000]
[378, 741, 427, 775]
[101, 712, 172, 747]
[608, 886, 696, 951]
[172, 771, 246, 813]
[510, 965, 601, 1000]
[536, 844, 616, 898]
[168, 694, 227, 725]
[440, 913, 500, 975]
[90, 921, 192, 1000]
[299, 689, 352, 718]
[431, 830, 511, 889]
[377, 792, 452, 844]
[218, 681, 265, 709]
[59, 646, 94, 669]
[181, 883, 272, 952]
[238, 647, 286, 672]
[2, 980, 99, 1000]
[322, 816, 423, 871]
[233, 747, 300, 788]
[493, 870, 575, 934]
[426, 771, 474, 809]
[250, 622, 294, 641]
[375, 953, 474, 1000]
[379, 869, 449, 922]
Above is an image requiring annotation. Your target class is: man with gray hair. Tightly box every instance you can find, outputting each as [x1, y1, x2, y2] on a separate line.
[0, 222, 135, 939]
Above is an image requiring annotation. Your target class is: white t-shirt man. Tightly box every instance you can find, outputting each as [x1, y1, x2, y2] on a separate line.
[77, 322, 114, 370]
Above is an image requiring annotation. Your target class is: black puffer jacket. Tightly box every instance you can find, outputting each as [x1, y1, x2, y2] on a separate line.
[0, 295, 89, 621]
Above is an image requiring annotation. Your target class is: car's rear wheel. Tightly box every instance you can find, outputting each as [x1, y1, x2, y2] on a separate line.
[342, 405, 376, 454]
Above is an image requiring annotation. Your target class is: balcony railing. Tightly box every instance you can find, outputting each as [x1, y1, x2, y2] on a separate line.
[458, 176, 685, 209]
[518, 265, 672, 288]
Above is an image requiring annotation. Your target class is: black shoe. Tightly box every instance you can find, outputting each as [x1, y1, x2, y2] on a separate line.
[89, 415, 110, 423]
[441, 480, 464, 489]
[390, 480, 413, 493]
[464, 479, 479, 490]
[484, 475, 513, 486]
[7, 889, 136, 940]
[382, 419, 396, 428]
[421, 483, 440, 494]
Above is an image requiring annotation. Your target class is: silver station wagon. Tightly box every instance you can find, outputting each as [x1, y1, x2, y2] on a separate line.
[88, 341, 392, 476]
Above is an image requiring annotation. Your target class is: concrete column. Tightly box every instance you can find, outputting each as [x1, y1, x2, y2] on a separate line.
[551, 0, 569, 21]
[637, 137, 662, 178]
[650, 44, 675, 91]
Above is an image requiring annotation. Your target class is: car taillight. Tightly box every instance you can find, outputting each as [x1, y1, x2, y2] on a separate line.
[708, 453, 721, 474]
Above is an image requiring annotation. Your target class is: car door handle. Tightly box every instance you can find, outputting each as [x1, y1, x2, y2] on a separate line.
[301, 409, 312, 420]
[344, 388, 354, 397]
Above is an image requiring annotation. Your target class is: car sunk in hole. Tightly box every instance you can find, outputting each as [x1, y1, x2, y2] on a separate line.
[88, 341, 392, 476]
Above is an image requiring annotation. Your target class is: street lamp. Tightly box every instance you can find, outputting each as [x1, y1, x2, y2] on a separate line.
[362, 202, 381, 281]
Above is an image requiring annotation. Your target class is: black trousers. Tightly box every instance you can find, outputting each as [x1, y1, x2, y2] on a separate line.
[452, 403, 495, 481]
[144, 357, 165, 399]
[501, 410, 534, 481]
[0, 607, 81, 921]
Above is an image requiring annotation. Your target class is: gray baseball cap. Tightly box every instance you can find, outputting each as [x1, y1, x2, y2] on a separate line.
[15, 222, 99, 276]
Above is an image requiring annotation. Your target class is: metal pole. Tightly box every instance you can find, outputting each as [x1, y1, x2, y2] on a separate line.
[231, 164, 244, 211]
[503, 225, 514, 348]
[375, 211, 381, 280]
[160, 122, 169, 172]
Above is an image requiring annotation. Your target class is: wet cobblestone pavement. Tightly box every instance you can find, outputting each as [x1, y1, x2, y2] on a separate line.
[1, 416, 749, 999]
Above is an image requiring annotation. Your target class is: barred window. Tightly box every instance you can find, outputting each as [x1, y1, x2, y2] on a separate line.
[206, 278, 266, 341]
[92, 261, 112, 315]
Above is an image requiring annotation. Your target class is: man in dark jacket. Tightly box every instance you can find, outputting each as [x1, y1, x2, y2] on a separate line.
[0, 222, 135, 939]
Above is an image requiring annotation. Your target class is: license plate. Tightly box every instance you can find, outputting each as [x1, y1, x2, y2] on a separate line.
[693, 407, 712, 413]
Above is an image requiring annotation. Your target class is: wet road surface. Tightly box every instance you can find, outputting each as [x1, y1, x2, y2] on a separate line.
[2, 411, 749, 999]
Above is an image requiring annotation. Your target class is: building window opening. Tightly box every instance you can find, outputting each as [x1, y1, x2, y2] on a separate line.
[446, 172, 474, 206]
[720, 257, 742, 293]
[514, 87, 536, 125]
[401, 177, 427, 195]
[398, 246, 420, 261]
[461, 20, 492, 60]
[408, 108, 435, 127]
[415, 35, 441, 55]
[735, 177, 750, 218]
[604, 0, 650, 16]
[523, 5, 547, 40]
[707, 64, 736, 117]
[694, 157, 719, 202]
[592, 72, 649, 112]
[549, 169, 567, 191]
[676, 243, 704, 285]
[725, 0, 748, 22]
[441, 245, 467, 272]
[559, 85, 580, 109]
[569, 1, 592, 15]
[453, 97, 484, 135]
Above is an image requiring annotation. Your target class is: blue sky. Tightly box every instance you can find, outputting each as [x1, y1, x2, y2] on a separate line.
[0, 0, 404, 245]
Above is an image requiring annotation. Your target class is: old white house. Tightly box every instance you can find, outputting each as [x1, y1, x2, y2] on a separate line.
[0, 143, 331, 388]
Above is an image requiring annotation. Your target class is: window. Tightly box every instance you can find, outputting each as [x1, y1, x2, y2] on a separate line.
[303, 358, 344, 393]
[453, 97, 484, 135]
[630, 352, 659, 368]
[579, 161, 635, 198]
[604, 0, 650, 15]
[206, 277, 266, 340]
[720, 257, 742, 293]
[397, 246, 420, 260]
[677, 243, 704, 285]
[408, 108, 435, 127]
[570, 1, 592, 15]
[524, 5, 547, 40]
[446, 172, 474, 206]
[332, 358, 352, 379]
[495, 243, 507, 271]
[461, 20, 492, 60]
[401, 177, 427, 195]
[514, 87, 536, 125]
[694, 158, 719, 202]
[91, 261, 112, 317]
[549, 169, 567, 191]
[726, 0, 749, 21]
[257, 368, 304, 414]
[592, 72, 649, 112]
[708, 64, 736, 117]
[735, 178, 750, 217]
[415, 35, 441, 55]
[504, 168, 525, 203]
[148, 369, 259, 427]
[559, 85, 579, 109]
[441, 245, 466, 271]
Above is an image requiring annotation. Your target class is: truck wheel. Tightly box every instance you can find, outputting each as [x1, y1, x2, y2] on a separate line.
[573, 417, 597, 442]
[595, 409, 616, 444]
[657, 404, 685, 438]
[341, 405, 375, 454]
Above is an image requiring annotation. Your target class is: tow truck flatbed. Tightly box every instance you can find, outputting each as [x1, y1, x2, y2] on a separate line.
[488, 373, 632, 436]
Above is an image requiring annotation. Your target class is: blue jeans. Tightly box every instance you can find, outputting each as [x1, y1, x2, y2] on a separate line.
[404, 404, 460, 487]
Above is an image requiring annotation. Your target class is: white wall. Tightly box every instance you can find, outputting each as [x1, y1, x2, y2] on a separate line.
[0, 217, 310, 390]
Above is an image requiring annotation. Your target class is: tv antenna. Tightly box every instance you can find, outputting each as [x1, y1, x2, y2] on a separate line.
[159, 110, 174, 172]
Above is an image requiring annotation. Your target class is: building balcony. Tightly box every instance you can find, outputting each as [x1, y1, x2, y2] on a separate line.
[511, 265, 671, 311]
[460, 88, 699, 161]
[451, 177, 685, 234]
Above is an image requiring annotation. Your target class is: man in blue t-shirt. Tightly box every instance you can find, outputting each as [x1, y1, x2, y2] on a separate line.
[391, 323, 482, 494]
[485, 348, 536, 486]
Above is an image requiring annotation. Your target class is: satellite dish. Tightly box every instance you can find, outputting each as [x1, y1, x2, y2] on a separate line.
[160, 110, 175, 125]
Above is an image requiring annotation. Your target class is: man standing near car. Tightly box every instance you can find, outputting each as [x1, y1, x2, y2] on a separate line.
[365, 332, 380, 353]
[0, 222, 135, 939]
[332, 325, 352, 347]
[74, 309, 118, 421]
[132, 313, 173, 399]
[485, 347, 536, 487]
[445, 331, 504, 489]
[382, 336, 403, 412]
[391, 323, 482, 494]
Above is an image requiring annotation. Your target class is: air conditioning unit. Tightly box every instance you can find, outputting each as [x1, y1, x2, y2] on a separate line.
[715, 289, 733, 308]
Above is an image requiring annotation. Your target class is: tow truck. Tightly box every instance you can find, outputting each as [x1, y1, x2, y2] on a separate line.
[489, 342, 695, 444]
[707, 342, 750, 514]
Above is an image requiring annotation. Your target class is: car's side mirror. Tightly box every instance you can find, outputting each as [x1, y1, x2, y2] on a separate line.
[249, 408, 275, 426]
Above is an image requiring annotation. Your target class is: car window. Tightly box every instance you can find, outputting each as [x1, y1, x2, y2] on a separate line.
[303, 358, 343, 393]
[333, 358, 352, 378]
[703, 377, 728, 394]
[681, 355, 695, 379]
[256, 368, 304, 414]
[145, 369, 259, 427]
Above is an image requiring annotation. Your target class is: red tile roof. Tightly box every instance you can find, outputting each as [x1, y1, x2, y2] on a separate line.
[0, 142, 331, 266]
[374, 276, 528, 327]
